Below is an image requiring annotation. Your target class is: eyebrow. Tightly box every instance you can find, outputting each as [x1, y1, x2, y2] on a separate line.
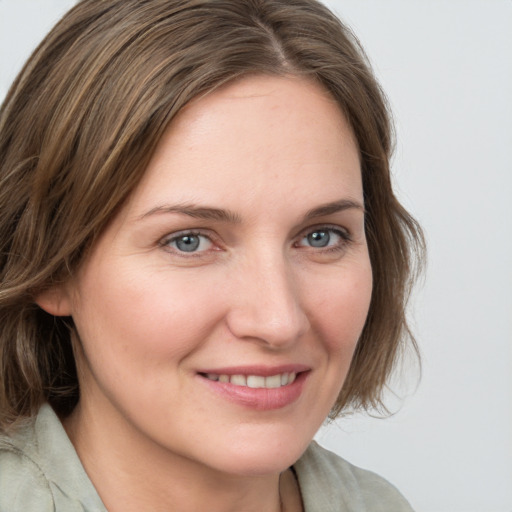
[303, 199, 365, 220]
[138, 198, 364, 224]
[138, 203, 242, 223]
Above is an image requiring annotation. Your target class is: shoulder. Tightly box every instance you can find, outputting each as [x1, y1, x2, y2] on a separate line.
[0, 404, 107, 512]
[0, 424, 55, 511]
[293, 441, 414, 512]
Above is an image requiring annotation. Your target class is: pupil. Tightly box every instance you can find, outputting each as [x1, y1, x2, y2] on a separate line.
[308, 231, 329, 247]
[176, 235, 200, 252]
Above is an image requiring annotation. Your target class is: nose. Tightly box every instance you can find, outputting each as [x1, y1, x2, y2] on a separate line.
[225, 252, 310, 348]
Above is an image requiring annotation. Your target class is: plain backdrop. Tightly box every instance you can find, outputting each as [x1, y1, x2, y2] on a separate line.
[1, 1, 511, 511]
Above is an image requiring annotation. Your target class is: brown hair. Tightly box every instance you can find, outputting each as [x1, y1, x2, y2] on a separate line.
[0, 0, 424, 431]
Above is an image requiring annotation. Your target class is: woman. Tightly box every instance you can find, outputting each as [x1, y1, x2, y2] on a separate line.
[0, 0, 424, 510]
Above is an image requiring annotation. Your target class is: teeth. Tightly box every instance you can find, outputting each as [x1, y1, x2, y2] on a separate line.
[204, 372, 298, 389]
[265, 375, 282, 388]
[230, 375, 246, 386]
[247, 375, 265, 388]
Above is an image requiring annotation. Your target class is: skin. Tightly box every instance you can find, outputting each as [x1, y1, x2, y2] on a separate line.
[39, 75, 373, 512]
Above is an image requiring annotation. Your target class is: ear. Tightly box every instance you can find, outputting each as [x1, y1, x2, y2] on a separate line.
[35, 285, 73, 317]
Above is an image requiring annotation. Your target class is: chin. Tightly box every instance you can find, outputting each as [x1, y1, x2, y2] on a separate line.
[197, 427, 313, 477]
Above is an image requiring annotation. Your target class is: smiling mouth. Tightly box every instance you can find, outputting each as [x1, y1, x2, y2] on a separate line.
[200, 372, 297, 389]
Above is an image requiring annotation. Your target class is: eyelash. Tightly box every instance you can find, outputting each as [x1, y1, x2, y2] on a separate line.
[295, 225, 352, 253]
[160, 230, 215, 257]
[160, 225, 352, 257]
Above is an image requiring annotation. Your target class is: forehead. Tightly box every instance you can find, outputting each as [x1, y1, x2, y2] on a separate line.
[126, 75, 362, 219]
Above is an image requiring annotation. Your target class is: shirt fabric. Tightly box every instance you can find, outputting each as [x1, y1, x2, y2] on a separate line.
[0, 404, 414, 511]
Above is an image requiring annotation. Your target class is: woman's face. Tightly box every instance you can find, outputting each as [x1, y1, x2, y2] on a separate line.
[58, 75, 372, 476]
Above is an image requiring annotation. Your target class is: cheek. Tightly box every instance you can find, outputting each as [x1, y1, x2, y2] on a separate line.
[309, 262, 373, 355]
[71, 265, 226, 376]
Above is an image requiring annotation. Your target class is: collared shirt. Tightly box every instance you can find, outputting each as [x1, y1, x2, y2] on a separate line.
[0, 404, 414, 511]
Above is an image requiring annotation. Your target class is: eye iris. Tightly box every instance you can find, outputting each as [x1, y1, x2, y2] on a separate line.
[176, 235, 200, 252]
[308, 230, 330, 247]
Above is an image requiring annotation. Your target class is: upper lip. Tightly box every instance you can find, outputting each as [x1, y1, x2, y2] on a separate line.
[197, 364, 310, 377]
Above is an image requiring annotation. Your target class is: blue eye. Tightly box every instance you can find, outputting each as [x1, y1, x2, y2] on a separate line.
[307, 230, 331, 248]
[165, 233, 212, 253]
[298, 227, 348, 249]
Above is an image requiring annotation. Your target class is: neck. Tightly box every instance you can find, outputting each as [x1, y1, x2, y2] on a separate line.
[63, 401, 301, 512]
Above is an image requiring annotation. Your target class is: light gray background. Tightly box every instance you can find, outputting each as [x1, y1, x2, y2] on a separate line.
[1, 1, 511, 511]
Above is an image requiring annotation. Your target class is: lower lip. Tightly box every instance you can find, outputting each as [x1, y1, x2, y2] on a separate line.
[198, 372, 309, 411]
